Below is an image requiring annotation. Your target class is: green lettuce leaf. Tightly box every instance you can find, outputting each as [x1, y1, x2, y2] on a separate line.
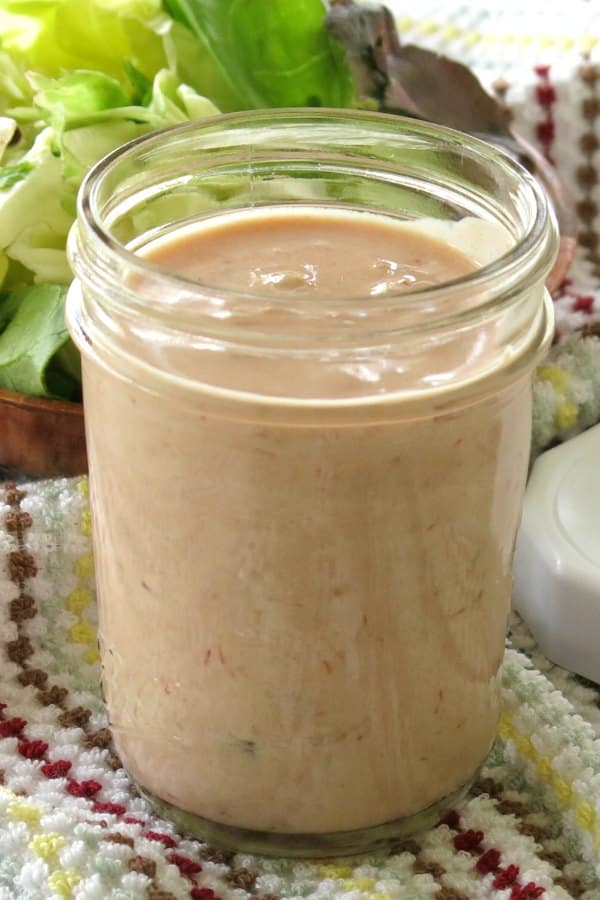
[163, 0, 355, 111]
[123, 60, 152, 105]
[0, 70, 219, 288]
[0, 283, 79, 398]
[57, 70, 218, 184]
[0, 0, 168, 84]
[0, 159, 31, 189]
[28, 70, 131, 131]
[0, 128, 74, 284]
[59, 119, 151, 187]
[50, 337, 81, 385]
[0, 49, 30, 109]
[0, 53, 37, 165]
[0, 289, 20, 330]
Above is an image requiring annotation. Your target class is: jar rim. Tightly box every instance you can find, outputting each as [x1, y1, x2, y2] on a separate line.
[71, 108, 557, 330]
[69, 109, 559, 411]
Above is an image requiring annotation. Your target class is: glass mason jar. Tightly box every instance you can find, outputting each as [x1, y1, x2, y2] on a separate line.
[67, 109, 557, 857]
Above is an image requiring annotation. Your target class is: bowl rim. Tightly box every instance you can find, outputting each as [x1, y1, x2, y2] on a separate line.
[0, 387, 83, 416]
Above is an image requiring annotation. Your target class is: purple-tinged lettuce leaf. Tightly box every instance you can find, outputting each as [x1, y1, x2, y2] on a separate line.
[326, 1, 511, 136]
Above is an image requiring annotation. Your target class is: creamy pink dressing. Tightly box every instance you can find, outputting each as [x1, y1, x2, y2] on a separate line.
[145, 208, 476, 298]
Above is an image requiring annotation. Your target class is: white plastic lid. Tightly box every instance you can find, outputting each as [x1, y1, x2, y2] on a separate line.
[513, 423, 600, 683]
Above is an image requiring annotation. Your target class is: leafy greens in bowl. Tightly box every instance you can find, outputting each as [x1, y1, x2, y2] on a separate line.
[0, 0, 354, 406]
[0, 0, 575, 475]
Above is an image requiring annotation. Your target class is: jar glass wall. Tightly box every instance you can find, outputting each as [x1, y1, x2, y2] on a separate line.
[67, 110, 557, 857]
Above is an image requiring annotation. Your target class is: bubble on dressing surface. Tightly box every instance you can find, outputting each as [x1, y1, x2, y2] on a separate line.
[369, 258, 437, 296]
[249, 264, 318, 292]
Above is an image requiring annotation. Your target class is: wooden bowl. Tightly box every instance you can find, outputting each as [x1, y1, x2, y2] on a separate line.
[0, 388, 86, 478]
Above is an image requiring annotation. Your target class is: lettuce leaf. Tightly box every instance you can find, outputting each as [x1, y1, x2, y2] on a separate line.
[0, 283, 79, 398]
[0, 159, 31, 189]
[0, 0, 168, 84]
[0, 49, 30, 109]
[0, 128, 74, 285]
[0, 70, 219, 287]
[29, 70, 131, 131]
[0, 64, 219, 400]
[163, 0, 354, 110]
[0, 289, 19, 330]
